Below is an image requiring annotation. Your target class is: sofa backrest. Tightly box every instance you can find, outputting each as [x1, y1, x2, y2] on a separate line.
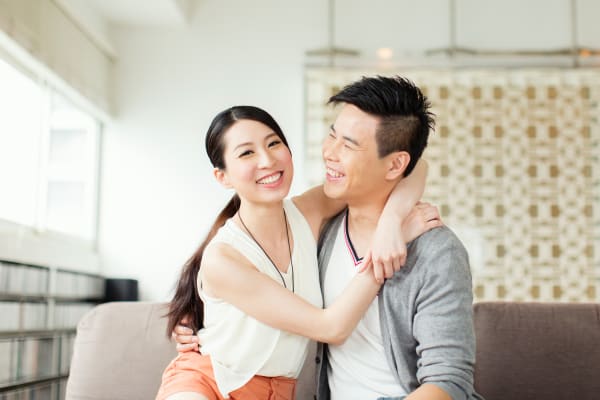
[473, 301, 600, 400]
[65, 301, 318, 400]
[66, 301, 600, 400]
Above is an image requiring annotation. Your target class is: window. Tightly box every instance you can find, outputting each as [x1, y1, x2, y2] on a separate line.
[45, 93, 100, 239]
[0, 57, 101, 243]
[0, 58, 43, 228]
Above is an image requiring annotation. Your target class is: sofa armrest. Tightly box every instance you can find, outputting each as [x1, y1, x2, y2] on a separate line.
[66, 302, 177, 400]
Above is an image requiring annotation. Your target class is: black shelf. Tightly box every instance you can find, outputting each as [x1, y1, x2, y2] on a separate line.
[0, 329, 76, 340]
[0, 374, 69, 392]
[0, 294, 48, 302]
[0, 294, 104, 302]
[0, 259, 106, 400]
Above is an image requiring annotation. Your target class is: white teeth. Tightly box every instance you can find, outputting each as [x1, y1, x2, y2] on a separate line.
[327, 168, 344, 178]
[257, 172, 281, 184]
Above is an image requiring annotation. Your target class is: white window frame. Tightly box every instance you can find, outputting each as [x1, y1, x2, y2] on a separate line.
[0, 32, 105, 274]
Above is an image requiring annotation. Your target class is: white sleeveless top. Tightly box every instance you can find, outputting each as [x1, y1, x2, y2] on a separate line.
[197, 199, 322, 397]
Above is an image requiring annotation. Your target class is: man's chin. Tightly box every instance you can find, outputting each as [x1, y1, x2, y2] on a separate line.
[323, 184, 344, 200]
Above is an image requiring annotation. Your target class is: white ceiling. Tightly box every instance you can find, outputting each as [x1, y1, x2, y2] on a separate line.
[70, 0, 197, 26]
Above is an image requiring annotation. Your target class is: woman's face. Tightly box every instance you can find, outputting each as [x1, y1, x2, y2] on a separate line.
[216, 119, 293, 205]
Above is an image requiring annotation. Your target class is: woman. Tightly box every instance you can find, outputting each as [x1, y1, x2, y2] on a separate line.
[156, 106, 440, 400]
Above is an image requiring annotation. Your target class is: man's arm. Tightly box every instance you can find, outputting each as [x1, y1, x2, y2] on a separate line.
[406, 384, 452, 400]
[411, 229, 476, 400]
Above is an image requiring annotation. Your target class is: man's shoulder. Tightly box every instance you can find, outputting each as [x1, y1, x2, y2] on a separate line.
[409, 225, 467, 256]
[402, 225, 471, 280]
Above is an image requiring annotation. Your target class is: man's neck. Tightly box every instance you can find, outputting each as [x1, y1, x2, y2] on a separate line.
[346, 200, 386, 257]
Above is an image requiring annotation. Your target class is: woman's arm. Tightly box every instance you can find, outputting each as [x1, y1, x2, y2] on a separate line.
[362, 159, 429, 282]
[295, 159, 429, 281]
[201, 243, 381, 345]
[171, 202, 442, 353]
[292, 185, 345, 240]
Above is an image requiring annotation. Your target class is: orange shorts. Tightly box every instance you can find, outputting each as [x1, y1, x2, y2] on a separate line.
[156, 352, 296, 400]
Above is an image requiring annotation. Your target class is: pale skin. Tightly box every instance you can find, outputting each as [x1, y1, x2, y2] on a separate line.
[323, 104, 451, 400]
[172, 155, 438, 348]
[173, 199, 441, 350]
[171, 117, 443, 400]
[202, 120, 431, 344]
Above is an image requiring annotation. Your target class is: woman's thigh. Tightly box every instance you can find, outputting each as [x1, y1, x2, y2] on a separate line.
[166, 393, 210, 400]
[156, 352, 220, 400]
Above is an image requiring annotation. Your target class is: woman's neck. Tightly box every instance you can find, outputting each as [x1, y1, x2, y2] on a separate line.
[236, 199, 287, 241]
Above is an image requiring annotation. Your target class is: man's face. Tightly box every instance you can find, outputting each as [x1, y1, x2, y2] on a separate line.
[321, 104, 392, 202]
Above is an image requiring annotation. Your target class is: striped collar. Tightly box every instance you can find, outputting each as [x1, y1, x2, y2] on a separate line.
[343, 209, 363, 267]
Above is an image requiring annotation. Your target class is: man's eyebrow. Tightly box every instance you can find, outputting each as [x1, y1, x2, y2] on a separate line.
[330, 124, 360, 146]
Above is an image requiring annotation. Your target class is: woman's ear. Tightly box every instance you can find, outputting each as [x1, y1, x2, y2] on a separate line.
[214, 167, 232, 189]
[385, 151, 411, 181]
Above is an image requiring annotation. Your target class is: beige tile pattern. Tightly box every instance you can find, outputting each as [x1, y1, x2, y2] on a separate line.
[304, 68, 600, 302]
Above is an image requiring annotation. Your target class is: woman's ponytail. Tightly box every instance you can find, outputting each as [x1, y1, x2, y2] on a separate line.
[165, 194, 240, 335]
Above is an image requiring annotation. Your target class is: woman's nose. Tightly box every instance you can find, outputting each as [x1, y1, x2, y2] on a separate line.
[258, 150, 276, 168]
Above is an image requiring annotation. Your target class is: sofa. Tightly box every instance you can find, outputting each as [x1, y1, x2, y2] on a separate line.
[65, 301, 600, 400]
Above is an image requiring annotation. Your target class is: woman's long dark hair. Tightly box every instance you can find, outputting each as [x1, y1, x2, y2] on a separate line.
[165, 106, 290, 336]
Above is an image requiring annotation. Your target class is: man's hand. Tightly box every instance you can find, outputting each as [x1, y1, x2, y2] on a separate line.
[171, 317, 200, 353]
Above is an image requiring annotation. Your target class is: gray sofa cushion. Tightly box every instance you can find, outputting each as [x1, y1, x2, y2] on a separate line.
[473, 301, 600, 400]
[66, 301, 600, 400]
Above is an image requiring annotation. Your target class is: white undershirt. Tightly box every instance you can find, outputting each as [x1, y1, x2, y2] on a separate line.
[322, 213, 406, 400]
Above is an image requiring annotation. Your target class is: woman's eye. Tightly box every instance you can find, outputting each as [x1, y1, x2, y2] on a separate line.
[268, 140, 281, 147]
[239, 150, 253, 157]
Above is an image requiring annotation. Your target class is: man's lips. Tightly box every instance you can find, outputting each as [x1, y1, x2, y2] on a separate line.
[326, 167, 345, 179]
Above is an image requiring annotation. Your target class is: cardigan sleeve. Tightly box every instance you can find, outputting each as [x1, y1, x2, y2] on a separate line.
[380, 226, 478, 400]
[411, 228, 476, 400]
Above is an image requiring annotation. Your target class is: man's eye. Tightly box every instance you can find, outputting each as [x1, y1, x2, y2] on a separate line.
[328, 132, 336, 139]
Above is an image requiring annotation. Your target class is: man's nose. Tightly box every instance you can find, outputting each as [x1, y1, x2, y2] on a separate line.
[322, 138, 340, 160]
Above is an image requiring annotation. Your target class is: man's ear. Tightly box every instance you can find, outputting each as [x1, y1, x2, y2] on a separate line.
[213, 167, 232, 189]
[385, 151, 411, 181]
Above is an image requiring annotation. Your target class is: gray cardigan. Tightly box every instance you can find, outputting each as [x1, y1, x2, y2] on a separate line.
[316, 212, 484, 400]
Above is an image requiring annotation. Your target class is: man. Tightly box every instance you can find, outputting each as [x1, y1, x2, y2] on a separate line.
[174, 76, 481, 400]
[315, 75, 482, 400]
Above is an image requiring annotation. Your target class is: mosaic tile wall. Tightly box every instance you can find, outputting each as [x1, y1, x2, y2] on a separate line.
[305, 68, 600, 302]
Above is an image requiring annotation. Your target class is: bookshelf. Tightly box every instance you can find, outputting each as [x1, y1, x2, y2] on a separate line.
[0, 260, 104, 400]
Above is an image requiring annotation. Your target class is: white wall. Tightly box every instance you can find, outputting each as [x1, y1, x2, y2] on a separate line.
[97, 0, 600, 301]
[99, 0, 327, 300]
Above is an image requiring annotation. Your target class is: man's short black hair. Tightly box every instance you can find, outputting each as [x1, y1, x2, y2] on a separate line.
[328, 75, 434, 176]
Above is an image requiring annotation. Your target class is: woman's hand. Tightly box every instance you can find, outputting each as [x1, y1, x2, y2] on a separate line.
[171, 317, 200, 353]
[360, 226, 408, 284]
[402, 201, 443, 243]
[360, 202, 443, 282]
